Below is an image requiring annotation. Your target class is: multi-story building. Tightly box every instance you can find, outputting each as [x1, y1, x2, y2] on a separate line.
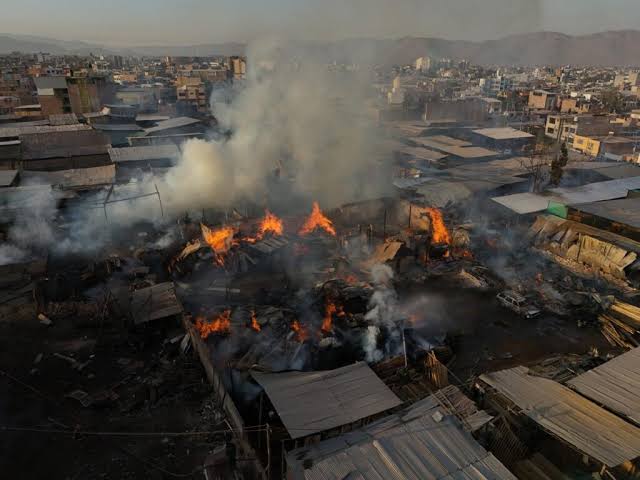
[480, 75, 513, 97]
[36, 75, 115, 115]
[229, 56, 246, 80]
[35, 76, 71, 115]
[176, 77, 207, 113]
[546, 114, 622, 148]
[528, 90, 558, 110]
[415, 57, 432, 73]
[66, 76, 115, 114]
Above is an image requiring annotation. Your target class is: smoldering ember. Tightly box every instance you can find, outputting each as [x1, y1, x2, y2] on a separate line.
[4, 28, 640, 480]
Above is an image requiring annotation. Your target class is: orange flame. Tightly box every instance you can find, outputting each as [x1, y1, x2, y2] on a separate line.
[299, 202, 336, 236]
[343, 274, 358, 284]
[257, 210, 283, 239]
[201, 223, 235, 265]
[250, 310, 261, 332]
[291, 320, 309, 343]
[322, 300, 344, 333]
[426, 208, 450, 244]
[195, 310, 231, 338]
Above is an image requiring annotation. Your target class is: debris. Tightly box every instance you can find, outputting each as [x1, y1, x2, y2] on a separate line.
[38, 313, 53, 326]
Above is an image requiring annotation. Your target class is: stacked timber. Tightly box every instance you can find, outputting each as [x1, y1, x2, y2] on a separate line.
[599, 299, 640, 349]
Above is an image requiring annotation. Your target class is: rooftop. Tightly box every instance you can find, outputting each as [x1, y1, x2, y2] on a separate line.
[143, 117, 201, 135]
[251, 362, 402, 439]
[414, 137, 498, 159]
[20, 130, 110, 160]
[287, 386, 515, 480]
[21, 165, 115, 189]
[492, 176, 640, 214]
[0, 124, 91, 140]
[568, 348, 640, 426]
[92, 123, 144, 132]
[108, 145, 180, 163]
[479, 366, 640, 467]
[571, 197, 640, 229]
[472, 127, 535, 141]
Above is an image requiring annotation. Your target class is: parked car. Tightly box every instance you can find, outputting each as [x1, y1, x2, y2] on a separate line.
[496, 291, 541, 319]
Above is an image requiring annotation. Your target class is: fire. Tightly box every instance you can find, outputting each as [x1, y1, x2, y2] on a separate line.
[322, 300, 344, 333]
[201, 223, 235, 265]
[195, 310, 231, 338]
[250, 310, 261, 332]
[343, 274, 359, 284]
[426, 208, 450, 244]
[257, 210, 283, 239]
[299, 202, 336, 236]
[291, 320, 309, 343]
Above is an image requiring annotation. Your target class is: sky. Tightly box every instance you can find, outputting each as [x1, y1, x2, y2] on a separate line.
[1, 0, 639, 46]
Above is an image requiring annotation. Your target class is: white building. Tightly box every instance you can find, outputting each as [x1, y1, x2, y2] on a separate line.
[415, 56, 432, 73]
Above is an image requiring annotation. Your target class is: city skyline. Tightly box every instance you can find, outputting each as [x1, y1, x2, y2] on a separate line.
[1, 0, 640, 47]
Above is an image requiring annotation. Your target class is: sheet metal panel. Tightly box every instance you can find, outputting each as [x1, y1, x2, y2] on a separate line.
[480, 366, 640, 467]
[290, 388, 515, 480]
[568, 347, 640, 426]
[252, 362, 401, 439]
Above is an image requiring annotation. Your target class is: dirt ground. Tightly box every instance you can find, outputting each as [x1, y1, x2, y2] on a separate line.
[0, 309, 226, 480]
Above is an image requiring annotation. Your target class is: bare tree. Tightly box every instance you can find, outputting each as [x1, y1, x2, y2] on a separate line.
[520, 147, 551, 193]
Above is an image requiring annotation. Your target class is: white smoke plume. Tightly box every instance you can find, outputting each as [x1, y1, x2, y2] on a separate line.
[158, 40, 392, 213]
[363, 264, 401, 361]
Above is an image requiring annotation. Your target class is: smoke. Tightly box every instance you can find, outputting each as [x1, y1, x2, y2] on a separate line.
[159, 40, 392, 213]
[363, 264, 401, 361]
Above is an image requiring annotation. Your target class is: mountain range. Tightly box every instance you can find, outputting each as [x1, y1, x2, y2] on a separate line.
[1, 31, 639, 66]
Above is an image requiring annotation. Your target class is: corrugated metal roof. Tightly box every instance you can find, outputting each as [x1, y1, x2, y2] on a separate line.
[287, 387, 515, 480]
[479, 366, 640, 467]
[472, 127, 534, 140]
[34, 76, 67, 90]
[414, 138, 498, 159]
[20, 130, 110, 160]
[571, 197, 640, 229]
[144, 117, 201, 135]
[492, 176, 640, 214]
[48, 114, 79, 126]
[0, 170, 19, 187]
[135, 114, 170, 122]
[130, 282, 183, 325]
[108, 145, 180, 163]
[397, 146, 448, 162]
[252, 362, 402, 439]
[92, 123, 144, 131]
[568, 348, 640, 426]
[21, 164, 115, 189]
[0, 124, 91, 140]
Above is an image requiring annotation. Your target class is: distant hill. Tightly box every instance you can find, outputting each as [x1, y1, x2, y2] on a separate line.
[1, 31, 639, 66]
[322, 31, 640, 66]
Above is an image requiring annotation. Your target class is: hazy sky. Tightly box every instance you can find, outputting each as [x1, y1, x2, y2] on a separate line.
[1, 0, 639, 46]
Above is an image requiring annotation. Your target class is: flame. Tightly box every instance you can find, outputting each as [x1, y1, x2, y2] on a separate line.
[257, 210, 283, 239]
[426, 208, 450, 244]
[299, 202, 336, 236]
[195, 310, 231, 338]
[459, 249, 473, 259]
[250, 310, 261, 332]
[201, 223, 235, 265]
[322, 300, 344, 333]
[343, 274, 359, 284]
[291, 320, 309, 343]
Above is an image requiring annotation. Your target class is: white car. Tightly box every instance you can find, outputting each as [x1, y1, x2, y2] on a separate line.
[496, 291, 541, 319]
